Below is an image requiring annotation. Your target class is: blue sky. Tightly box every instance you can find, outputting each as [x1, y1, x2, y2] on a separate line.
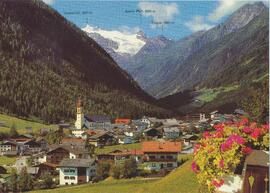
[43, 0, 268, 40]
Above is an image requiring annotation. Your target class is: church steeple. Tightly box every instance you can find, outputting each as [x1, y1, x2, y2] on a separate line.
[75, 98, 84, 130]
[76, 98, 83, 114]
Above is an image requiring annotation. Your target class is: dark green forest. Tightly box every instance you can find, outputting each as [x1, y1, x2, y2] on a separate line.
[0, 0, 172, 123]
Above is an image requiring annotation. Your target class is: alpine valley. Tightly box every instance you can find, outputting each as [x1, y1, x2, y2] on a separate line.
[83, 2, 269, 114]
[0, 0, 173, 123]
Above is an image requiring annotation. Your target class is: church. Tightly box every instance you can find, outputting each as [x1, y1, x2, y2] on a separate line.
[72, 99, 90, 137]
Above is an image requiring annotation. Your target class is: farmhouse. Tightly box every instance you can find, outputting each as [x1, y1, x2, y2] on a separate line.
[142, 141, 181, 171]
[0, 141, 18, 156]
[89, 132, 116, 147]
[59, 158, 96, 185]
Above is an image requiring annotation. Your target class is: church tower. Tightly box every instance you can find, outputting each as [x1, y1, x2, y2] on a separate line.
[75, 98, 84, 130]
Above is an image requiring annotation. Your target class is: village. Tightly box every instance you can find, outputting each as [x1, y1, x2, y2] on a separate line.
[0, 98, 257, 192]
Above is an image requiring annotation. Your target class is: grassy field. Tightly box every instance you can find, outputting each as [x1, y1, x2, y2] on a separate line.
[0, 156, 17, 166]
[30, 155, 198, 193]
[196, 85, 239, 103]
[0, 114, 58, 134]
[95, 143, 142, 154]
[30, 178, 159, 193]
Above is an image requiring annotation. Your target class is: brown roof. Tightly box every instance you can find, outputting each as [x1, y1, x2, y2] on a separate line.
[142, 141, 181, 153]
[59, 158, 95, 167]
[245, 150, 269, 167]
[62, 138, 85, 143]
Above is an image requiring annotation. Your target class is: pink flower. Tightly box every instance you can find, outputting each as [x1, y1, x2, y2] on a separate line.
[242, 147, 253, 154]
[251, 128, 261, 139]
[243, 127, 252, 134]
[220, 143, 229, 152]
[228, 134, 245, 145]
[219, 159, 224, 168]
[203, 131, 211, 138]
[212, 179, 225, 188]
[191, 161, 199, 173]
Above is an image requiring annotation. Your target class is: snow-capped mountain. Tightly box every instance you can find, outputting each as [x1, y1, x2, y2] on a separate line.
[82, 25, 172, 70]
[82, 25, 146, 56]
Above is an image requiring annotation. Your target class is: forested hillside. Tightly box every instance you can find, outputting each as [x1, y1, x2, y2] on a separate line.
[0, 0, 172, 123]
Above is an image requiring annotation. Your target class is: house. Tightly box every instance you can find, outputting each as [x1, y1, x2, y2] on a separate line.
[182, 135, 199, 146]
[141, 141, 181, 171]
[34, 162, 58, 178]
[131, 120, 148, 131]
[89, 132, 116, 147]
[97, 149, 142, 164]
[59, 158, 96, 185]
[20, 140, 41, 155]
[141, 117, 161, 127]
[143, 128, 161, 138]
[46, 146, 70, 164]
[0, 141, 18, 156]
[163, 127, 180, 139]
[115, 118, 131, 125]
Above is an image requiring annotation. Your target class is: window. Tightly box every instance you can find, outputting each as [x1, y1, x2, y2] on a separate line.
[149, 156, 155, 159]
[166, 155, 173, 159]
[167, 163, 173, 167]
[64, 169, 69, 173]
[65, 183, 68, 185]
[70, 176, 75, 180]
[160, 156, 165, 159]
[64, 176, 69, 180]
[70, 169, 75, 173]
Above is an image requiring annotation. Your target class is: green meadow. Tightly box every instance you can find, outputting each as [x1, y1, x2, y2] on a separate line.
[0, 114, 58, 134]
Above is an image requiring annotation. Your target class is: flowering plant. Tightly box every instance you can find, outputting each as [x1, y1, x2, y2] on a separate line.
[192, 118, 269, 192]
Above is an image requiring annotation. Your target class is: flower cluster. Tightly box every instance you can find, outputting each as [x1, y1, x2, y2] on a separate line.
[192, 118, 269, 192]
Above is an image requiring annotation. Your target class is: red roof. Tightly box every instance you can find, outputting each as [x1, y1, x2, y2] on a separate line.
[129, 149, 143, 155]
[142, 141, 181, 153]
[115, 119, 131, 124]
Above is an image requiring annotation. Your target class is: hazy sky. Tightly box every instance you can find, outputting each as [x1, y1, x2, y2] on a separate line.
[43, 0, 268, 40]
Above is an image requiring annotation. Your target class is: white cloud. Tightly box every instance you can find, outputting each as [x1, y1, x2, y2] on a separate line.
[185, 16, 214, 32]
[209, 0, 269, 22]
[138, 2, 179, 28]
[42, 0, 55, 5]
